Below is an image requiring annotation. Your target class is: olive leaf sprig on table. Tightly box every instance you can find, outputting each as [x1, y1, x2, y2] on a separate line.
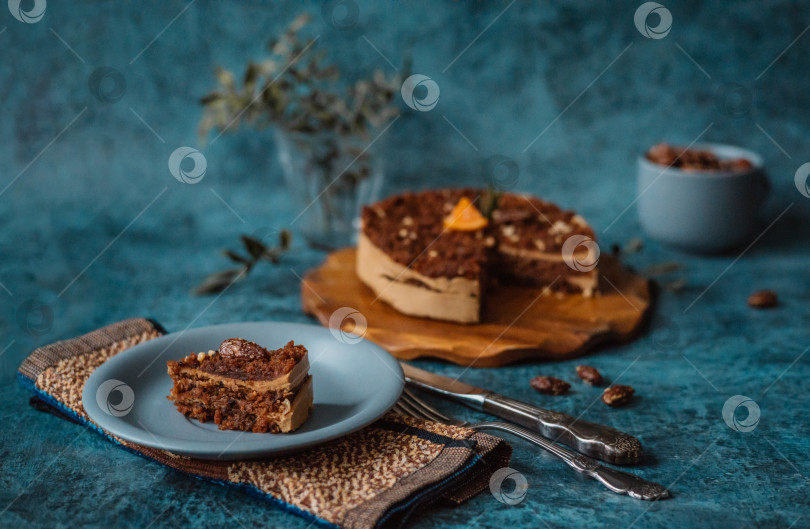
[194, 230, 291, 295]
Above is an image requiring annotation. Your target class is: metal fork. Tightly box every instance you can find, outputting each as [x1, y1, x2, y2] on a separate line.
[394, 388, 671, 501]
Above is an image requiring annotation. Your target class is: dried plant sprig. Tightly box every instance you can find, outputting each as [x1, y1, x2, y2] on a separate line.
[198, 14, 404, 143]
[194, 230, 292, 295]
[477, 186, 503, 219]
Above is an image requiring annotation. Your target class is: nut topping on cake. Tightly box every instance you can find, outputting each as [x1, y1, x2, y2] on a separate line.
[219, 338, 270, 360]
[549, 220, 573, 237]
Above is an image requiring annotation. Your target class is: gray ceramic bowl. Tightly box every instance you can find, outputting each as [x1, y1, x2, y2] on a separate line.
[637, 143, 770, 253]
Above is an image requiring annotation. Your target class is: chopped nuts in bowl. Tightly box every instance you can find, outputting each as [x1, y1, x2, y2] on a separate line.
[637, 143, 770, 253]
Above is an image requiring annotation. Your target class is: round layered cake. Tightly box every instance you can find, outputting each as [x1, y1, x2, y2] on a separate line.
[357, 188, 599, 324]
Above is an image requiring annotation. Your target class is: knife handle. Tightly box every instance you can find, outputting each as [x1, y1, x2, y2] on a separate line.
[482, 393, 642, 465]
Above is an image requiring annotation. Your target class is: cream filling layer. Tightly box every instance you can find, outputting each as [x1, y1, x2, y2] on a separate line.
[356, 232, 480, 324]
[277, 375, 313, 433]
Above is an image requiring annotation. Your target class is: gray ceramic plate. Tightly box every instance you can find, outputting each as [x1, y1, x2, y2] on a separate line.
[82, 321, 404, 460]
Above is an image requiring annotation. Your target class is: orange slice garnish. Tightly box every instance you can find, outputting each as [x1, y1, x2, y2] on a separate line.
[443, 197, 489, 231]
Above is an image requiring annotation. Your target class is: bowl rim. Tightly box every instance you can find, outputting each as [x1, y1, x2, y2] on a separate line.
[637, 142, 764, 178]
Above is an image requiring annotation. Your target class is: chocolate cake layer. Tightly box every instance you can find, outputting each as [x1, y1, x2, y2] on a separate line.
[171, 375, 313, 433]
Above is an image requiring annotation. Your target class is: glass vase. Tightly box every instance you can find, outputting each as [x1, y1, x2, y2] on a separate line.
[275, 129, 384, 250]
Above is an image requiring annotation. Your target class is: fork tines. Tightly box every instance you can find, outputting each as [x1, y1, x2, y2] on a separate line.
[395, 388, 452, 424]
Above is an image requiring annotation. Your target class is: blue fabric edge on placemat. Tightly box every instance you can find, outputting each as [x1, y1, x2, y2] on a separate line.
[375, 455, 482, 528]
[17, 371, 493, 529]
[16, 372, 338, 529]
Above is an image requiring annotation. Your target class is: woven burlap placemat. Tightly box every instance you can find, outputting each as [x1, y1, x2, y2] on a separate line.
[18, 318, 511, 529]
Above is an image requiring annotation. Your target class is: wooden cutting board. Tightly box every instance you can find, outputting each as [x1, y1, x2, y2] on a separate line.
[301, 248, 652, 367]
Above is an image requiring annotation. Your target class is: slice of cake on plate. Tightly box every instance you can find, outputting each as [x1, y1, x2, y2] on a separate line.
[356, 188, 599, 324]
[167, 338, 312, 433]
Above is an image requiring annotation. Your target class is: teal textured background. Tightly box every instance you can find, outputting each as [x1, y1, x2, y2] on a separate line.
[2, 1, 809, 527]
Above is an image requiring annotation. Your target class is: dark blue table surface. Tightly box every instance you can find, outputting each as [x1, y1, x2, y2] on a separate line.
[2, 1, 809, 528]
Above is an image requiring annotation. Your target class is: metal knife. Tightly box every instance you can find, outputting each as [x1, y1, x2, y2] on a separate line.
[401, 363, 642, 465]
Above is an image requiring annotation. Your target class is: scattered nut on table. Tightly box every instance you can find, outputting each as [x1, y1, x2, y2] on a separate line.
[747, 290, 778, 309]
[530, 376, 571, 395]
[602, 385, 635, 407]
[576, 365, 603, 386]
